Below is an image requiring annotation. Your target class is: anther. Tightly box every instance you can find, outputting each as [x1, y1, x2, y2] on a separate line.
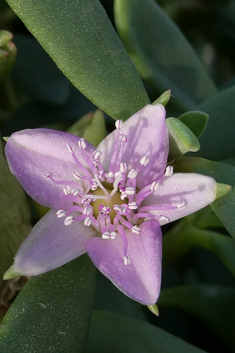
[123, 255, 131, 265]
[119, 133, 127, 142]
[159, 215, 170, 224]
[150, 181, 159, 192]
[132, 225, 140, 234]
[78, 138, 86, 150]
[45, 172, 52, 179]
[140, 156, 149, 166]
[67, 144, 75, 154]
[165, 166, 173, 177]
[128, 169, 138, 179]
[120, 162, 127, 173]
[115, 120, 123, 130]
[110, 231, 117, 239]
[64, 216, 74, 225]
[124, 187, 135, 195]
[73, 172, 82, 181]
[56, 210, 66, 218]
[63, 186, 71, 195]
[84, 217, 92, 226]
[71, 188, 80, 196]
[177, 201, 186, 208]
[114, 205, 121, 213]
[128, 202, 138, 210]
[92, 150, 102, 160]
[91, 179, 98, 190]
[102, 232, 110, 239]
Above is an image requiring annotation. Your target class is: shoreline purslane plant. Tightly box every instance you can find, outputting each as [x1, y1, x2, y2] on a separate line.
[4, 104, 216, 305]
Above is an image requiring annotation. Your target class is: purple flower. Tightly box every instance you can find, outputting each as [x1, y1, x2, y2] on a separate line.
[4, 104, 216, 305]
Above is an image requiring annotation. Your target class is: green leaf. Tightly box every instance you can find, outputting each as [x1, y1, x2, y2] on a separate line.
[86, 310, 207, 353]
[0, 255, 96, 353]
[83, 110, 107, 147]
[12, 35, 70, 105]
[158, 285, 235, 352]
[5, 0, 149, 120]
[163, 223, 235, 278]
[0, 146, 31, 292]
[166, 117, 200, 160]
[196, 85, 235, 160]
[178, 111, 209, 138]
[173, 156, 235, 238]
[114, 0, 217, 113]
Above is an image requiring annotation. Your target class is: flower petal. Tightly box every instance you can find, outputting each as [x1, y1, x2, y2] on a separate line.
[86, 220, 162, 305]
[5, 129, 95, 209]
[143, 173, 217, 225]
[5, 209, 97, 278]
[97, 104, 168, 188]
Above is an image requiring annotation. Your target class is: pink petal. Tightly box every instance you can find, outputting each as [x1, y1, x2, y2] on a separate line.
[5, 129, 95, 209]
[86, 220, 162, 305]
[97, 104, 168, 189]
[6, 210, 97, 277]
[143, 173, 217, 225]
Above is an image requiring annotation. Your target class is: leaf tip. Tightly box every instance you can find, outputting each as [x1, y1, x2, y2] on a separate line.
[3, 263, 21, 280]
[215, 183, 232, 200]
[153, 90, 171, 107]
[147, 304, 159, 316]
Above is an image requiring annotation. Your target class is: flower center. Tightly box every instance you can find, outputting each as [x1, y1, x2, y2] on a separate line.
[92, 185, 125, 221]
[46, 119, 185, 265]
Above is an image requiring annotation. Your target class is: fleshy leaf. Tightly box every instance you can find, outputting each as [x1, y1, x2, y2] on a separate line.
[196, 85, 235, 160]
[114, 0, 217, 113]
[174, 157, 235, 238]
[163, 223, 235, 277]
[68, 110, 107, 148]
[87, 310, 207, 353]
[178, 111, 209, 138]
[166, 118, 200, 159]
[153, 90, 171, 107]
[0, 255, 96, 352]
[5, 0, 150, 120]
[158, 285, 235, 352]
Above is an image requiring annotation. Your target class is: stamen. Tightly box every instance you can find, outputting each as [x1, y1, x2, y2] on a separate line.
[110, 231, 117, 239]
[128, 169, 138, 179]
[73, 172, 82, 181]
[64, 216, 74, 225]
[159, 215, 170, 224]
[128, 202, 138, 210]
[84, 217, 92, 226]
[165, 166, 173, 177]
[132, 225, 140, 234]
[56, 210, 66, 218]
[115, 120, 123, 130]
[124, 255, 131, 265]
[150, 181, 159, 192]
[78, 138, 86, 150]
[120, 162, 127, 173]
[93, 150, 102, 160]
[140, 156, 149, 166]
[102, 232, 110, 239]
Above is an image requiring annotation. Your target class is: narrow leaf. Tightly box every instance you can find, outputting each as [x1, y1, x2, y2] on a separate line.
[159, 285, 235, 352]
[5, 0, 150, 120]
[87, 310, 207, 353]
[0, 255, 96, 353]
[114, 0, 217, 113]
